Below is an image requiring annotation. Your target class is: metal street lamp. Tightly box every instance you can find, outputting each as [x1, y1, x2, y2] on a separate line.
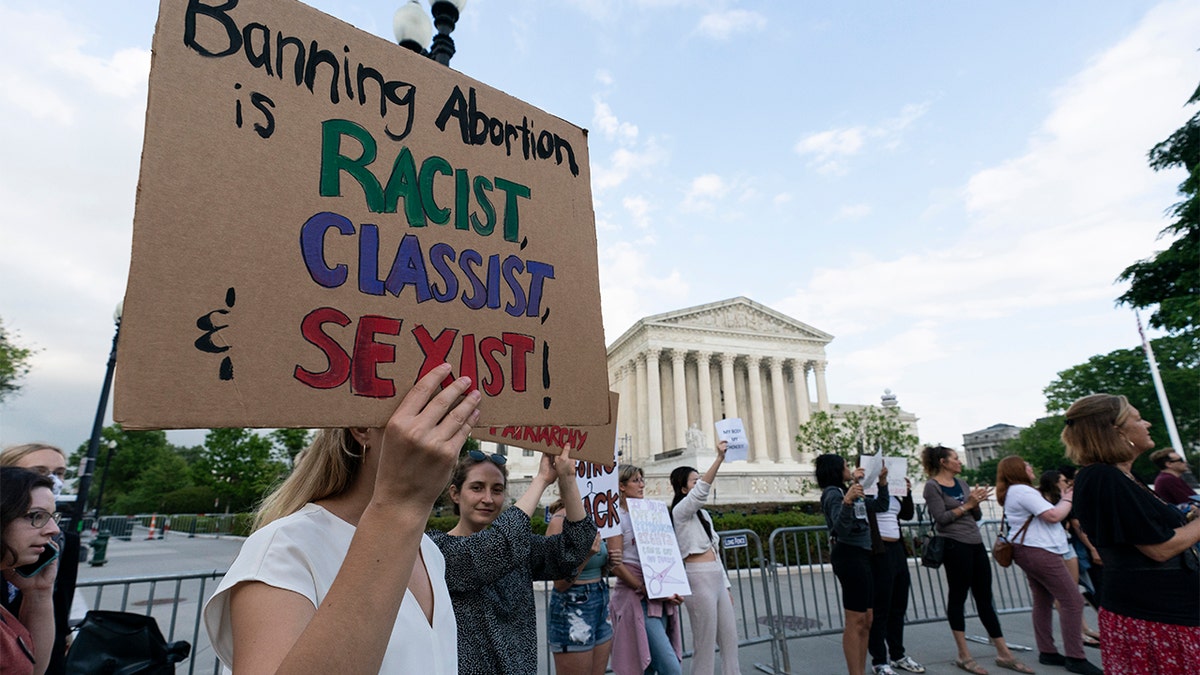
[77, 302, 122, 528]
[394, 0, 468, 66]
[93, 438, 118, 520]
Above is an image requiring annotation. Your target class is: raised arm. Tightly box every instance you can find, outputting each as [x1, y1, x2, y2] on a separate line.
[228, 365, 480, 675]
[673, 442, 727, 521]
[8, 556, 57, 675]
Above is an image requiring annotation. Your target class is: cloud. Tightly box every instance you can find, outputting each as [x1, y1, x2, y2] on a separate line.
[593, 96, 639, 143]
[794, 103, 929, 174]
[680, 173, 729, 212]
[835, 204, 872, 220]
[695, 9, 767, 40]
[590, 94, 666, 192]
[599, 241, 689, 342]
[622, 196, 653, 228]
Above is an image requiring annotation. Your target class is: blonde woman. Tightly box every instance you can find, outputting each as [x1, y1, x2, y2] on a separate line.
[203, 364, 480, 674]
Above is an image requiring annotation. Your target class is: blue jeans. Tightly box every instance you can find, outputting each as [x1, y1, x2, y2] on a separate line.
[642, 599, 681, 675]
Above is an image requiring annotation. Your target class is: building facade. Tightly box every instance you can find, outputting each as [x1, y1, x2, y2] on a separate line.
[962, 423, 1022, 469]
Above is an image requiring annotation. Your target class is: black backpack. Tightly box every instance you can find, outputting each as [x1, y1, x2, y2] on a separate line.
[64, 610, 191, 675]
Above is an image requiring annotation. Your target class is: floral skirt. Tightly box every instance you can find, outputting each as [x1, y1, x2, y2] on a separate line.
[1099, 608, 1200, 675]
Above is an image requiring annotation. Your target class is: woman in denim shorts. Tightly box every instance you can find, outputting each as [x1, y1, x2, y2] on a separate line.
[545, 499, 614, 675]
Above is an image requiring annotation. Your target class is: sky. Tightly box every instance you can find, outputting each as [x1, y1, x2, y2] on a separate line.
[1, 0, 1196, 456]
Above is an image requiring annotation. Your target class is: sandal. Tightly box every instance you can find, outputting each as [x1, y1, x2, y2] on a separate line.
[994, 657, 1034, 673]
[1082, 634, 1101, 648]
[954, 658, 989, 675]
[1083, 628, 1101, 640]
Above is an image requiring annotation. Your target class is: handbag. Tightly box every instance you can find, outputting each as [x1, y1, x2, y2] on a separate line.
[920, 527, 945, 568]
[993, 517, 1032, 568]
[64, 610, 191, 675]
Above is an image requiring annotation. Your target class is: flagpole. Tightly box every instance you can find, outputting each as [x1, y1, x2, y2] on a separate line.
[1135, 311, 1185, 460]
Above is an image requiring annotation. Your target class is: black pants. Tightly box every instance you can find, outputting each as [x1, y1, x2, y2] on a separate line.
[942, 538, 1004, 637]
[869, 540, 911, 665]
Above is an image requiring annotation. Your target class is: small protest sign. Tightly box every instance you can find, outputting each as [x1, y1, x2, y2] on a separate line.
[862, 454, 910, 497]
[714, 418, 749, 462]
[625, 498, 691, 599]
[114, 0, 609, 430]
[574, 446, 621, 537]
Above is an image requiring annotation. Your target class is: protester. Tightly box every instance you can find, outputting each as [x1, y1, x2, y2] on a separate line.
[1, 467, 62, 675]
[1058, 466, 1104, 613]
[1, 444, 78, 675]
[669, 440, 740, 675]
[816, 453, 889, 675]
[1038, 470, 1099, 646]
[203, 364, 479, 673]
[610, 464, 683, 675]
[1148, 448, 1198, 506]
[544, 498, 614, 675]
[922, 445, 1030, 675]
[430, 446, 596, 675]
[1063, 394, 1200, 674]
[996, 456, 1100, 674]
[867, 476, 925, 674]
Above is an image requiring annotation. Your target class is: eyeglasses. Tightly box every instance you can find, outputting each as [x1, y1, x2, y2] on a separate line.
[467, 450, 506, 466]
[22, 510, 61, 529]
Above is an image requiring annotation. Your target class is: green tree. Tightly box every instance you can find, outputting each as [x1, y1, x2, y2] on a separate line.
[112, 451, 194, 513]
[1116, 86, 1199, 338]
[959, 457, 1002, 487]
[69, 425, 182, 515]
[795, 405, 920, 468]
[0, 318, 36, 404]
[269, 428, 312, 468]
[1043, 335, 1197, 478]
[999, 416, 1071, 476]
[196, 428, 288, 512]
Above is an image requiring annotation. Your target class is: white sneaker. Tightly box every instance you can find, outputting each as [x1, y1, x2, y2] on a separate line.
[890, 656, 926, 673]
[873, 665, 898, 675]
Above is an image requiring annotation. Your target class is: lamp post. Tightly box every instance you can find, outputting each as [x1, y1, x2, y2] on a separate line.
[77, 303, 122, 528]
[393, 0, 468, 66]
[93, 439, 118, 521]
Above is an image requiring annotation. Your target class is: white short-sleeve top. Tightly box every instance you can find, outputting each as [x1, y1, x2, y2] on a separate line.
[203, 503, 457, 674]
[1003, 484, 1070, 555]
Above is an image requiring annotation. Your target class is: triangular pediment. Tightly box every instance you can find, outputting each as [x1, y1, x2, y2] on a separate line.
[644, 297, 832, 342]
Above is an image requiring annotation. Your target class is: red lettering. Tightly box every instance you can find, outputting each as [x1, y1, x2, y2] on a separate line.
[458, 333, 478, 393]
[412, 325, 459, 386]
[294, 307, 352, 389]
[479, 336, 506, 396]
[502, 332, 534, 391]
[351, 315, 402, 397]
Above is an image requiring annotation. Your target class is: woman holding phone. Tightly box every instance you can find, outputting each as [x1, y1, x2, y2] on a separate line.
[1, 467, 62, 675]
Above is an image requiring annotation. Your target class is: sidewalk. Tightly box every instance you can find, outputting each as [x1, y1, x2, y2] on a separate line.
[717, 608, 1099, 675]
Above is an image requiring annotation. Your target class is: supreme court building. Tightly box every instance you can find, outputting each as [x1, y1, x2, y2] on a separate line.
[494, 297, 919, 504]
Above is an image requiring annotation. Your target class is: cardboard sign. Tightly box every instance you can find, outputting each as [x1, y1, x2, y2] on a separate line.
[575, 448, 621, 537]
[862, 455, 909, 497]
[714, 418, 749, 462]
[114, 0, 609, 430]
[625, 498, 691, 599]
[473, 392, 619, 466]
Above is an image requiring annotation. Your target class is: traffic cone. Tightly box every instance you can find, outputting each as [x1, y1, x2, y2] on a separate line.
[146, 513, 158, 540]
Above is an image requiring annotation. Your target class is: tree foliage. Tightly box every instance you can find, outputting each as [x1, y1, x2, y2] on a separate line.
[795, 405, 920, 470]
[1116, 86, 1199, 338]
[69, 426, 185, 516]
[1043, 334, 1197, 478]
[0, 318, 36, 404]
[196, 428, 289, 513]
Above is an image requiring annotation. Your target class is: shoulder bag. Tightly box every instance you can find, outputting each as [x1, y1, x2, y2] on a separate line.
[992, 516, 1032, 568]
[920, 525, 945, 568]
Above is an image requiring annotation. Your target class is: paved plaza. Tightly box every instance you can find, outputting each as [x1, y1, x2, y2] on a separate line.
[75, 531, 1096, 675]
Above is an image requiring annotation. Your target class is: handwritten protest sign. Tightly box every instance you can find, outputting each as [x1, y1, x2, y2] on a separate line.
[862, 455, 909, 497]
[625, 498, 691, 599]
[714, 418, 749, 462]
[472, 392, 619, 466]
[575, 449, 621, 537]
[114, 0, 609, 430]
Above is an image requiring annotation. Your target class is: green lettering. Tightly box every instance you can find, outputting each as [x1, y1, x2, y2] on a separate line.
[470, 176, 495, 236]
[418, 155, 453, 226]
[319, 119, 382, 212]
[382, 146, 424, 225]
[493, 177, 530, 243]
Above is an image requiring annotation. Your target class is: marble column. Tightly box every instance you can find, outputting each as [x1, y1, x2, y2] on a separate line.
[696, 351, 715, 449]
[618, 362, 636, 461]
[791, 359, 812, 425]
[719, 353, 739, 420]
[645, 349, 664, 457]
[745, 355, 768, 463]
[634, 355, 648, 464]
[670, 349, 688, 450]
[814, 360, 830, 413]
[768, 357, 792, 463]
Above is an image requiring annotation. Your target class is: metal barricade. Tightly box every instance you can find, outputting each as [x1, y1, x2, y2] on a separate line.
[75, 570, 226, 675]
